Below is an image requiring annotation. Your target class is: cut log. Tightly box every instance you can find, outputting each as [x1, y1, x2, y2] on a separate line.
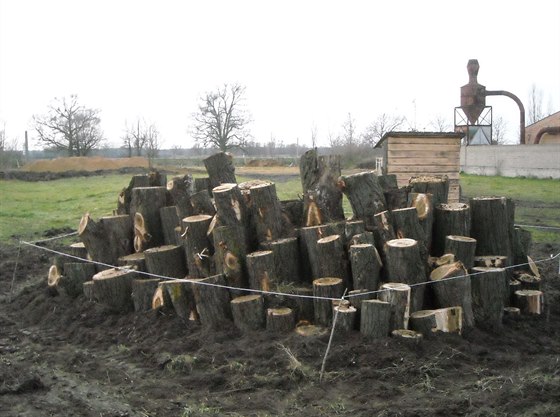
[47, 265, 62, 296]
[360, 299, 391, 338]
[266, 307, 295, 332]
[191, 274, 232, 328]
[390, 207, 428, 260]
[59, 262, 97, 298]
[194, 177, 211, 195]
[166, 174, 194, 219]
[514, 290, 544, 315]
[295, 323, 328, 337]
[371, 210, 396, 264]
[517, 273, 542, 291]
[183, 214, 214, 278]
[429, 261, 474, 327]
[144, 245, 187, 279]
[148, 170, 167, 187]
[260, 237, 301, 284]
[347, 289, 375, 311]
[231, 294, 265, 331]
[428, 253, 456, 271]
[337, 171, 387, 230]
[249, 181, 284, 243]
[508, 279, 522, 305]
[246, 250, 276, 291]
[131, 278, 160, 312]
[204, 152, 237, 189]
[151, 283, 173, 312]
[212, 183, 249, 239]
[348, 231, 375, 247]
[299, 222, 345, 281]
[470, 196, 515, 266]
[117, 252, 146, 271]
[503, 306, 521, 316]
[409, 307, 463, 335]
[473, 255, 508, 268]
[312, 277, 344, 326]
[391, 329, 423, 344]
[444, 235, 477, 270]
[290, 286, 315, 322]
[190, 190, 216, 216]
[378, 174, 398, 192]
[333, 304, 357, 332]
[280, 199, 304, 229]
[344, 220, 366, 244]
[78, 213, 113, 266]
[349, 243, 382, 291]
[409, 175, 449, 208]
[433, 203, 471, 256]
[159, 280, 196, 322]
[130, 186, 168, 250]
[160, 206, 181, 246]
[513, 227, 532, 267]
[92, 268, 136, 312]
[100, 214, 133, 263]
[470, 266, 507, 329]
[378, 283, 411, 331]
[299, 149, 345, 225]
[409, 310, 437, 336]
[117, 174, 150, 215]
[69, 242, 88, 261]
[384, 238, 426, 312]
[213, 225, 248, 297]
[83, 281, 94, 301]
[316, 235, 350, 287]
[384, 187, 409, 211]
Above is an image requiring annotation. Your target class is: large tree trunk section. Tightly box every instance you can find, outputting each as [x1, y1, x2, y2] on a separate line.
[144, 245, 187, 279]
[260, 237, 301, 284]
[281, 199, 304, 229]
[312, 277, 344, 326]
[360, 299, 391, 338]
[231, 294, 265, 331]
[429, 261, 474, 327]
[194, 177, 211, 195]
[191, 274, 232, 328]
[378, 283, 411, 331]
[384, 187, 409, 211]
[117, 174, 150, 215]
[349, 244, 382, 291]
[428, 253, 456, 271]
[130, 186, 168, 250]
[371, 210, 396, 265]
[513, 226, 532, 268]
[409, 175, 449, 208]
[183, 214, 214, 278]
[212, 183, 250, 242]
[59, 262, 97, 298]
[131, 278, 160, 312]
[159, 280, 196, 322]
[347, 289, 375, 311]
[100, 214, 133, 263]
[390, 207, 428, 260]
[246, 250, 277, 291]
[204, 152, 237, 189]
[333, 304, 357, 332]
[78, 214, 113, 267]
[160, 206, 181, 246]
[378, 174, 398, 192]
[409, 307, 463, 335]
[514, 290, 544, 315]
[117, 252, 147, 272]
[408, 193, 434, 253]
[299, 149, 345, 225]
[92, 268, 136, 312]
[166, 175, 194, 219]
[473, 255, 508, 268]
[433, 203, 471, 256]
[190, 190, 216, 216]
[337, 171, 387, 230]
[470, 266, 507, 329]
[470, 197, 515, 266]
[213, 225, 248, 297]
[249, 181, 284, 243]
[266, 308, 295, 332]
[444, 235, 477, 270]
[299, 222, 345, 281]
[384, 238, 426, 312]
[316, 235, 350, 287]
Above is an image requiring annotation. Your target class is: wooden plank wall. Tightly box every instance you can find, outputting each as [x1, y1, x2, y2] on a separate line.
[385, 136, 461, 202]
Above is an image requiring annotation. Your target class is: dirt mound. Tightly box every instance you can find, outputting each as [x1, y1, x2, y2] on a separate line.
[23, 156, 149, 173]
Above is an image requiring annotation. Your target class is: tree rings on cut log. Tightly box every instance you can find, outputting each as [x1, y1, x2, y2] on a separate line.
[92, 268, 136, 312]
[473, 255, 508, 269]
[312, 277, 344, 326]
[266, 307, 295, 332]
[131, 278, 160, 312]
[333, 304, 357, 332]
[378, 283, 411, 331]
[391, 329, 423, 345]
[231, 294, 265, 331]
[514, 290, 544, 315]
[444, 235, 476, 270]
[349, 243, 382, 291]
[360, 299, 391, 338]
[409, 307, 463, 336]
[433, 203, 470, 256]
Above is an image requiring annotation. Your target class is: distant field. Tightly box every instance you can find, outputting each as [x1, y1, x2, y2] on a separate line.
[0, 170, 558, 244]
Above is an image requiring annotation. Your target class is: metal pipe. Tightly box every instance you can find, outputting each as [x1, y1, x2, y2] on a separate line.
[534, 126, 560, 144]
[485, 90, 526, 144]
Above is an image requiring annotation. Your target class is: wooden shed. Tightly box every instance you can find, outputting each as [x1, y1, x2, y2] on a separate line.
[375, 132, 463, 202]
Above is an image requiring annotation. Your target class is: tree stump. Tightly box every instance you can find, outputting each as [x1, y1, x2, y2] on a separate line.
[316, 235, 350, 287]
[249, 181, 284, 243]
[409, 307, 463, 335]
[514, 290, 544, 315]
[117, 174, 150, 215]
[78, 213, 113, 266]
[213, 225, 248, 297]
[503, 306, 521, 317]
[470, 197, 515, 265]
[360, 299, 391, 338]
[266, 307, 295, 332]
[246, 250, 276, 291]
[384, 238, 426, 312]
[59, 262, 97, 298]
[345, 220, 365, 243]
[391, 329, 423, 345]
[231, 294, 265, 331]
[429, 261, 474, 327]
[100, 214, 133, 263]
[444, 235, 477, 270]
[92, 268, 136, 312]
[160, 206, 181, 246]
[433, 203, 471, 256]
[333, 304, 357, 332]
[349, 243, 382, 291]
[473, 255, 508, 268]
[130, 186, 168, 250]
[299, 222, 345, 281]
[117, 252, 147, 271]
[347, 289, 375, 311]
[260, 237, 301, 284]
[517, 273, 541, 291]
[144, 245, 187, 279]
[378, 283, 411, 331]
[183, 214, 214, 278]
[337, 171, 387, 230]
[409, 175, 449, 208]
[83, 281, 94, 301]
[151, 282, 173, 313]
[348, 231, 375, 247]
[470, 266, 507, 329]
[190, 190, 216, 216]
[166, 174, 194, 219]
[390, 207, 428, 260]
[371, 210, 396, 265]
[69, 242, 88, 261]
[190, 274, 232, 328]
[289, 286, 315, 323]
[508, 279, 522, 305]
[131, 278, 160, 312]
[204, 152, 236, 189]
[160, 280, 196, 322]
[312, 277, 344, 326]
[408, 192, 434, 252]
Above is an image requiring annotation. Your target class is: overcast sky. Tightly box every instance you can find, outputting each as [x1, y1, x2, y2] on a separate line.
[1, 0, 559, 149]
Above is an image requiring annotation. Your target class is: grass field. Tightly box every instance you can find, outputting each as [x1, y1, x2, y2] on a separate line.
[0, 172, 558, 244]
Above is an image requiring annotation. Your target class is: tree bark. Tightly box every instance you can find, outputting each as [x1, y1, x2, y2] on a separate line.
[166, 174, 194, 219]
[444, 235, 477, 270]
[117, 252, 146, 272]
[288, 286, 315, 323]
[249, 181, 284, 243]
[69, 242, 88, 261]
[333, 304, 357, 332]
[281, 199, 304, 229]
[213, 225, 248, 297]
[78, 213, 114, 267]
[349, 243, 382, 291]
[371, 210, 396, 265]
[131, 278, 160, 312]
[212, 183, 250, 243]
[100, 214, 133, 263]
[190, 190, 216, 216]
[299, 222, 345, 281]
[473, 255, 508, 268]
[433, 203, 471, 256]
[144, 244, 187, 279]
[514, 290, 544, 315]
[316, 235, 350, 287]
[470, 266, 507, 329]
[117, 174, 150, 215]
[194, 177, 211, 194]
[92, 268, 136, 312]
[391, 207, 428, 260]
[231, 294, 265, 331]
[378, 282, 411, 331]
[246, 250, 277, 291]
[59, 262, 97, 298]
[191, 274, 232, 328]
[183, 214, 214, 278]
[160, 206, 181, 246]
[204, 152, 237, 189]
[513, 226, 532, 268]
[83, 281, 94, 301]
[130, 186, 168, 250]
[360, 299, 391, 338]
[159, 280, 196, 322]
[409, 175, 449, 208]
[266, 307, 295, 332]
[312, 277, 344, 326]
[260, 237, 301, 284]
[408, 192, 434, 253]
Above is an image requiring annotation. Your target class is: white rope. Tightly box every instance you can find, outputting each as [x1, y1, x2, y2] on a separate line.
[26, 231, 79, 244]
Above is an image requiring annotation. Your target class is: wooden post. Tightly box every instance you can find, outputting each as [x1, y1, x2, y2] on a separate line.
[433, 203, 471, 256]
[144, 245, 188, 279]
[470, 266, 507, 329]
[92, 268, 136, 312]
[444, 235, 477, 270]
[204, 152, 236, 189]
[514, 290, 544, 315]
[249, 181, 284, 243]
[409, 175, 449, 208]
[160, 206, 181, 246]
[378, 283, 411, 331]
[191, 274, 232, 328]
[408, 192, 434, 253]
[231, 294, 265, 331]
[349, 243, 382, 291]
[316, 235, 350, 287]
[183, 214, 214, 278]
[246, 250, 277, 291]
[312, 277, 344, 326]
[130, 186, 168, 250]
[166, 175, 194, 219]
[360, 299, 391, 338]
[266, 308, 295, 332]
[131, 278, 160, 312]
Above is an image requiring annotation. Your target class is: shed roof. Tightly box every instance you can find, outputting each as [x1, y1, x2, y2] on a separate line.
[375, 131, 463, 148]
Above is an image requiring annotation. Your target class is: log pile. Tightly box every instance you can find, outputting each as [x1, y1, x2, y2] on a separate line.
[45, 151, 545, 340]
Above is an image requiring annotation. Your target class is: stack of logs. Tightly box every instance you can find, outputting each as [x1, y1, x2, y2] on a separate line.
[47, 150, 545, 339]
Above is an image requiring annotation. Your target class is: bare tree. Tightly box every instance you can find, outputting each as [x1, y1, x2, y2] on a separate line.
[122, 119, 153, 157]
[191, 83, 251, 151]
[361, 113, 405, 147]
[33, 95, 103, 156]
[144, 124, 161, 168]
[527, 84, 544, 125]
[342, 113, 357, 147]
[429, 114, 452, 132]
[492, 116, 508, 144]
[310, 123, 318, 148]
